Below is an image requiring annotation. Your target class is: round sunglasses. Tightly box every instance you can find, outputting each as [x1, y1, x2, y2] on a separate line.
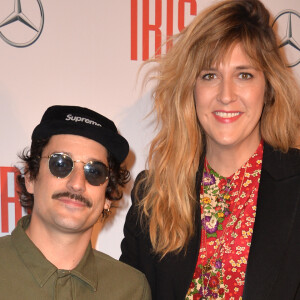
[41, 153, 109, 186]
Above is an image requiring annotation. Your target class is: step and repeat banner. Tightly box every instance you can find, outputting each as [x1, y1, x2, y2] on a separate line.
[0, 0, 299, 259]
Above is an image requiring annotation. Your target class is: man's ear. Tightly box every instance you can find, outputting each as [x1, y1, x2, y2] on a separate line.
[104, 199, 112, 210]
[24, 172, 34, 194]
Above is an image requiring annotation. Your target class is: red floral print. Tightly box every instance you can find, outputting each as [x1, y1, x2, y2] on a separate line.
[186, 141, 263, 299]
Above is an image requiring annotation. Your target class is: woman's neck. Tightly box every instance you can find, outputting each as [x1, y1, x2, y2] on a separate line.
[206, 139, 262, 177]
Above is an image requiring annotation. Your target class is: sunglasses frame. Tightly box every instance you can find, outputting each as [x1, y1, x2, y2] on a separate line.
[40, 152, 109, 186]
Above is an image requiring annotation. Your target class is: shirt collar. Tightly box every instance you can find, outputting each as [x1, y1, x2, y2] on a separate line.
[11, 215, 98, 291]
[71, 242, 98, 291]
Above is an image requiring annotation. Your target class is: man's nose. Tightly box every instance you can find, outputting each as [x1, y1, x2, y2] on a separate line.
[66, 163, 86, 193]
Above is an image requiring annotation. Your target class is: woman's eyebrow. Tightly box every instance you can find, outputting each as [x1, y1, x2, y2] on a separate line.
[235, 65, 257, 70]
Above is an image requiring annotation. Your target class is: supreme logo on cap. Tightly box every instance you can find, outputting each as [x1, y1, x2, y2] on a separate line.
[65, 114, 102, 127]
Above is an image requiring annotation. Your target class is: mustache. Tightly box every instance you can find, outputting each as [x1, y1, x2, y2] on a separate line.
[52, 192, 92, 208]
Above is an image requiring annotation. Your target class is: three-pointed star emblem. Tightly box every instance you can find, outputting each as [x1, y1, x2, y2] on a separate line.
[273, 10, 300, 68]
[0, 0, 44, 48]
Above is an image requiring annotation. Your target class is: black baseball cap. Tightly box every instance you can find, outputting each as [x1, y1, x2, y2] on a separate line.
[32, 105, 129, 163]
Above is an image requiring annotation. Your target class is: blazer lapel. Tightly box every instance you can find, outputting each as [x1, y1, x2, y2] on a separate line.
[243, 144, 300, 299]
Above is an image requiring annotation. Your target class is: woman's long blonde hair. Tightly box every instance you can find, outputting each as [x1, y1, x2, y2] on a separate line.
[137, 0, 300, 257]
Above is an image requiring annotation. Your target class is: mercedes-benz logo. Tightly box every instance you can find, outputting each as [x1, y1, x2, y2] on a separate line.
[0, 0, 44, 48]
[272, 10, 300, 68]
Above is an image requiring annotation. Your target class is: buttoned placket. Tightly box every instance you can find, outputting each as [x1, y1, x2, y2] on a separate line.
[55, 269, 73, 300]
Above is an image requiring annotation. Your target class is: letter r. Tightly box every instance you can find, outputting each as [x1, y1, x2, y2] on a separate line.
[0, 167, 22, 233]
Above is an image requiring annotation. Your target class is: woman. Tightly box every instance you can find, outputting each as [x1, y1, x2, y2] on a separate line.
[120, 0, 300, 299]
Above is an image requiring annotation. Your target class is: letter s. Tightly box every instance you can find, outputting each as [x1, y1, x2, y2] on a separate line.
[65, 114, 72, 121]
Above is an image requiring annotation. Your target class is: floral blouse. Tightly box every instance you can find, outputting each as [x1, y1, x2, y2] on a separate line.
[186, 141, 263, 300]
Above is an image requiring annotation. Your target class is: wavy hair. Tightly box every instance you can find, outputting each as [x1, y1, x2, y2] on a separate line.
[17, 137, 130, 211]
[137, 0, 300, 257]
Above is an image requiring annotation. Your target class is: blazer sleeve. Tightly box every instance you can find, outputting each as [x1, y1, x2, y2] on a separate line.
[119, 186, 141, 269]
[120, 171, 157, 296]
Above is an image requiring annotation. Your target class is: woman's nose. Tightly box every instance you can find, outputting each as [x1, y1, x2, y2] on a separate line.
[217, 77, 237, 104]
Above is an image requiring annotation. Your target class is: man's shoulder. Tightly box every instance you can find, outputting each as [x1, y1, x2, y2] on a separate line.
[0, 234, 19, 272]
[92, 249, 151, 299]
[0, 234, 12, 249]
[92, 249, 145, 278]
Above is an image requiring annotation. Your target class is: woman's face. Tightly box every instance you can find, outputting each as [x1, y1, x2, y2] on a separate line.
[194, 43, 266, 153]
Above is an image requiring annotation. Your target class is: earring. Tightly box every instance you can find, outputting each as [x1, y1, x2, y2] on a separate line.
[102, 207, 112, 219]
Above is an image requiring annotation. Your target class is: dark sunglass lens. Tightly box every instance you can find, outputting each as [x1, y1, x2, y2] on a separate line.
[49, 154, 73, 178]
[84, 161, 108, 186]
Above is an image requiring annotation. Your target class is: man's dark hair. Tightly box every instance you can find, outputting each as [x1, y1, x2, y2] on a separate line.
[17, 137, 130, 211]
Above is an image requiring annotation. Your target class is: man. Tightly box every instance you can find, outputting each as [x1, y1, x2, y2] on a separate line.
[0, 105, 151, 299]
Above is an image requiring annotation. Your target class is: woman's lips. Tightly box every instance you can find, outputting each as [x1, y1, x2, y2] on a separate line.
[213, 111, 243, 123]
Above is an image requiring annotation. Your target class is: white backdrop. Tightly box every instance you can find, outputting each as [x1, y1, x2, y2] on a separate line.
[0, 0, 299, 259]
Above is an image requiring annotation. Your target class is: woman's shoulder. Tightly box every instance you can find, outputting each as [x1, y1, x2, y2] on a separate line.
[131, 170, 149, 204]
[135, 170, 149, 182]
[263, 143, 300, 179]
[264, 143, 300, 162]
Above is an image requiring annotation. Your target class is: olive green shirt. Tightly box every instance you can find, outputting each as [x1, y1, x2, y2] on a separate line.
[0, 216, 151, 300]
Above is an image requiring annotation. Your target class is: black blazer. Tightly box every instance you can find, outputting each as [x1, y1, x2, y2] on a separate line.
[120, 143, 300, 300]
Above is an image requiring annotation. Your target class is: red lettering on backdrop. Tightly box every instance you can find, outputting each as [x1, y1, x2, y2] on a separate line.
[178, 0, 197, 31]
[143, 0, 162, 60]
[131, 0, 138, 60]
[166, 0, 174, 51]
[0, 167, 22, 233]
[131, 0, 198, 61]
